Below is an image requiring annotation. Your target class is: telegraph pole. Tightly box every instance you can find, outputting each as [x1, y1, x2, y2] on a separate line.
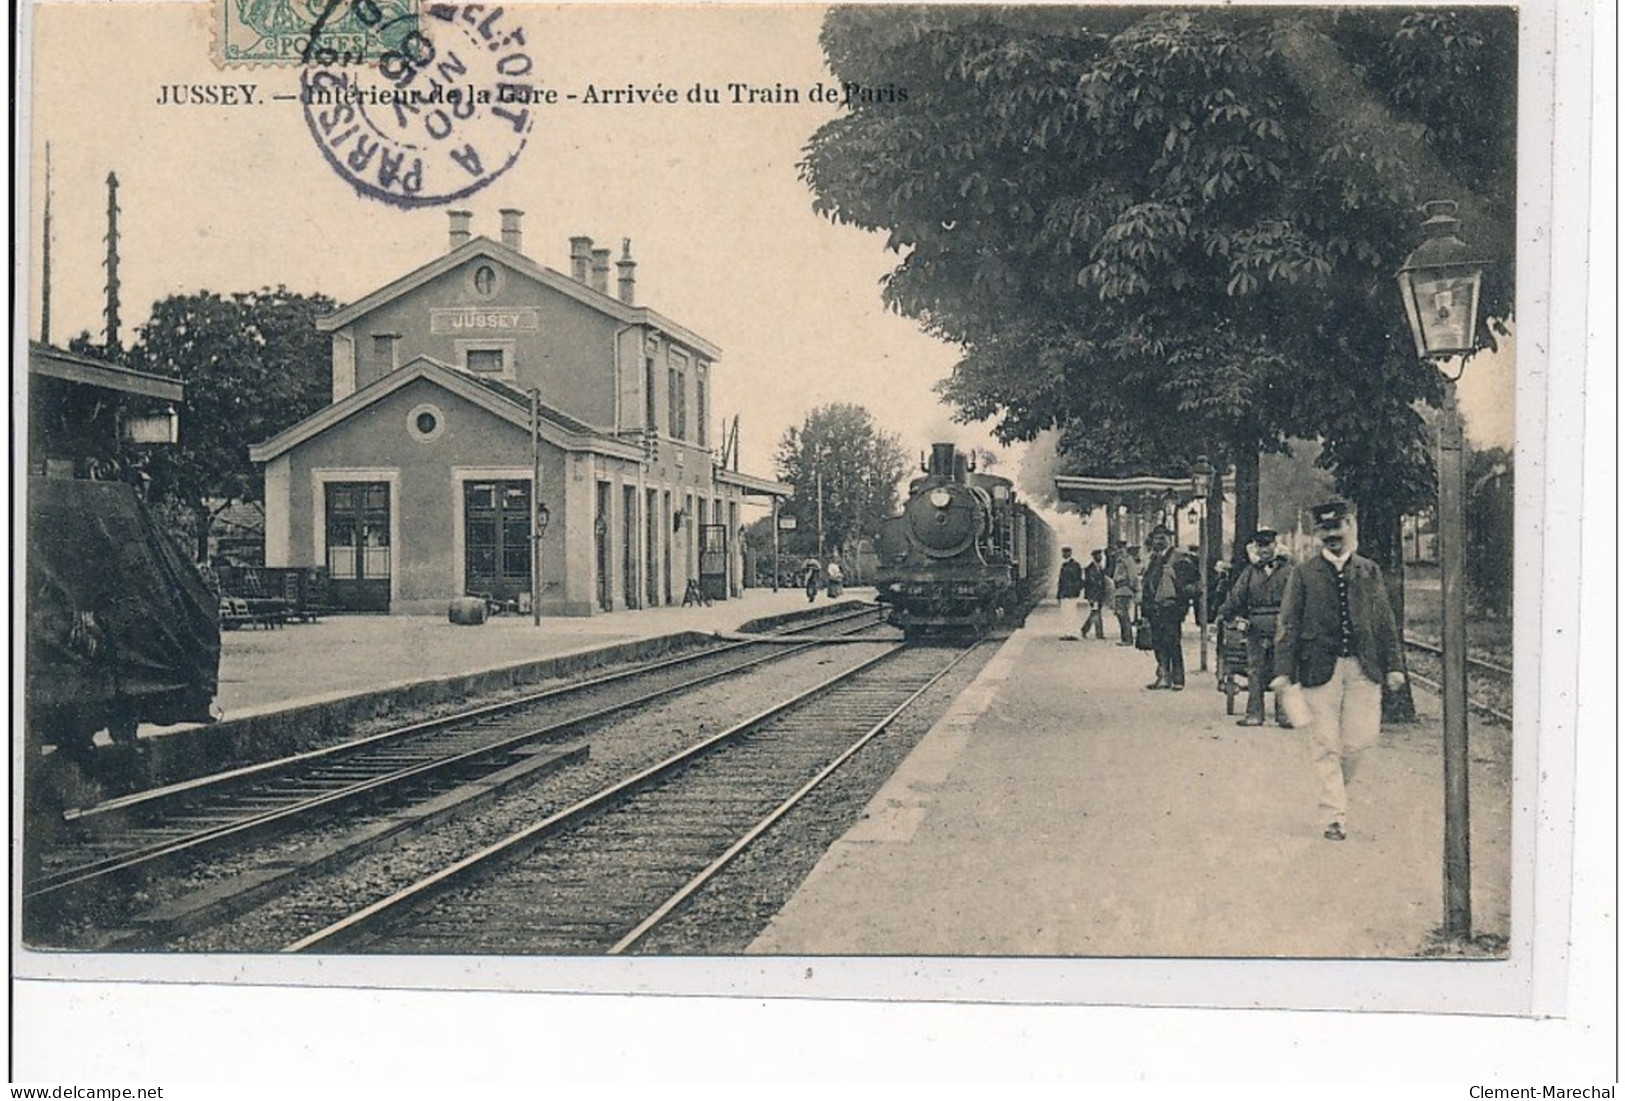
[815, 468, 825, 561]
[41, 143, 52, 344]
[103, 171, 122, 356]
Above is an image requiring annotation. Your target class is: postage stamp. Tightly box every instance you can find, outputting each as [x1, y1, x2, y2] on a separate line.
[215, 0, 421, 67]
[301, 3, 537, 207]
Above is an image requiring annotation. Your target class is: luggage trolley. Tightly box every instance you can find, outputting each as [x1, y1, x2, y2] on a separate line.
[1216, 620, 1251, 715]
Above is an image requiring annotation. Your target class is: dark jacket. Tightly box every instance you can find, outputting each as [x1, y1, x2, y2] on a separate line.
[1139, 548, 1198, 613]
[1057, 558, 1084, 599]
[1082, 561, 1109, 603]
[1218, 555, 1293, 637]
[1274, 552, 1402, 688]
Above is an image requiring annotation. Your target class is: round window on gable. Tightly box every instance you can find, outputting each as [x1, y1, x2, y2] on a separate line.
[407, 403, 445, 443]
[473, 264, 498, 296]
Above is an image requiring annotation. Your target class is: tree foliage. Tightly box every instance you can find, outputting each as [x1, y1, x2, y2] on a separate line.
[802, 6, 1515, 531]
[773, 403, 910, 558]
[1465, 446, 1514, 618]
[126, 287, 337, 556]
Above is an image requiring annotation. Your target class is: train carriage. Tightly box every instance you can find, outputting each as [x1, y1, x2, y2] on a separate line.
[25, 477, 221, 766]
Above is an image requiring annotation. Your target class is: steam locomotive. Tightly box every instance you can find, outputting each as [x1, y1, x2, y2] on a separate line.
[873, 443, 1055, 640]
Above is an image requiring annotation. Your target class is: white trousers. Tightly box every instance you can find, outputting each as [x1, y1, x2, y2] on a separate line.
[1300, 656, 1383, 827]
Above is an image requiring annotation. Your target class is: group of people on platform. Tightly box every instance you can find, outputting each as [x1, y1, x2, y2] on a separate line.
[1057, 500, 1406, 842]
[800, 557, 844, 602]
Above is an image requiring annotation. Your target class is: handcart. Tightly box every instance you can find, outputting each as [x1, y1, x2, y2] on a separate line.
[1216, 619, 1251, 715]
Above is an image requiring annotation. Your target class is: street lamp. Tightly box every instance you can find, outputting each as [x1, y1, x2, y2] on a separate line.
[1397, 198, 1488, 942]
[1190, 455, 1214, 673]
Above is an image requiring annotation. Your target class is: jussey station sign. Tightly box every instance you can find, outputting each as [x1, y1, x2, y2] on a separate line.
[430, 307, 541, 333]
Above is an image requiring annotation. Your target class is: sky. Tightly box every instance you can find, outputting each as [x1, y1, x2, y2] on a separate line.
[23, 0, 1516, 534]
[24, 3, 986, 515]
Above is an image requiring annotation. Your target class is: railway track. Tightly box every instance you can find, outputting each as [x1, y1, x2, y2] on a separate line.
[27, 605, 891, 927]
[1403, 635, 1513, 726]
[285, 640, 980, 954]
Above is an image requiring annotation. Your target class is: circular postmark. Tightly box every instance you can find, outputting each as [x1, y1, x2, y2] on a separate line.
[302, 1, 537, 208]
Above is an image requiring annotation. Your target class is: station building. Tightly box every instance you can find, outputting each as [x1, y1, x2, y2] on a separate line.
[250, 210, 788, 615]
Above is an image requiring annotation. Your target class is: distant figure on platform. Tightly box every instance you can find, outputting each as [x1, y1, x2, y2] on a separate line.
[1271, 501, 1406, 842]
[1109, 542, 1138, 646]
[1218, 529, 1294, 728]
[825, 559, 844, 598]
[1056, 547, 1084, 605]
[1209, 557, 1234, 624]
[802, 558, 822, 603]
[1081, 549, 1108, 639]
[1139, 526, 1198, 690]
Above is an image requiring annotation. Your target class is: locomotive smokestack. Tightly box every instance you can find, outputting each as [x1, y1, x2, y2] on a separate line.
[930, 443, 956, 479]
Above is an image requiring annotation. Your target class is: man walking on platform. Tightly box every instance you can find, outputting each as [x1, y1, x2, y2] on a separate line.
[1218, 529, 1294, 727]
[1056, 547, 1084, 606]
[801, 558, 822, 603]
[1272, 501, 1406, 842]
[1081, 549, 1108, 639]
[1139, 526, 1198, 690]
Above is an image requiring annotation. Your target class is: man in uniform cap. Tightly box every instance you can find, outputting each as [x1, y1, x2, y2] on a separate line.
[1139, 524, 1199, 690]
[1218, 528, 1293, 727]
[1272, 501, 1406, 841]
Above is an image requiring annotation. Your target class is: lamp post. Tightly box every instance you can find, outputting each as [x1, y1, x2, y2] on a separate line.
[1397, 198, 1488, 942]
[1191, 455, 1213, 673]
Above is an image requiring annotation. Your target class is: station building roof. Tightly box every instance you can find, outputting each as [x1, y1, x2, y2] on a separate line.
[249, 354, 643, 464]
[315, 236, 721, 361]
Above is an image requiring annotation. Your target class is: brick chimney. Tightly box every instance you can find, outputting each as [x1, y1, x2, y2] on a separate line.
[590, 247, 611, 294]
[448, 210, 473, 250]
[499, 208, 523, 252]
[616, 238, 637, 305]
[569, 236, 593, 282]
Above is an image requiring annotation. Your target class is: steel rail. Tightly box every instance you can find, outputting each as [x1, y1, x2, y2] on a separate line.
[30, 609, 889, 901]
[608, 639, 983, 954]
[1403, 634, 1512, 679]
[283, 643, 908, 952]
[66, 603, 885, 826]
[1405, 670, 1513, 727]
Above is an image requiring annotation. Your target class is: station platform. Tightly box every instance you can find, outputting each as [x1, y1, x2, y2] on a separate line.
[202, 585, 871, 722]
[749, 599, 1513, 958]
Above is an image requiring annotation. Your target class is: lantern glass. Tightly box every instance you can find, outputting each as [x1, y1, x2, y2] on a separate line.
[1191, 455, 1213, 497]
[1397, 265, 1483, 359]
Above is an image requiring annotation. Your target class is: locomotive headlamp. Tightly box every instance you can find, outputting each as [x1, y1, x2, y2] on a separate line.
[929, 489, 952, 508]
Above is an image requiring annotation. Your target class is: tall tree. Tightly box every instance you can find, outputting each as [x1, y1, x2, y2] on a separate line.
[774, 403, 910, 559]
[126, 287, 337, 559]
[802, 6, 1515, 551]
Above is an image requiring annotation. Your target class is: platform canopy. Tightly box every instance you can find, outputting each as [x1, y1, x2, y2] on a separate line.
[1053, 474, 1207, 510]
[716, 468, 793, 498]
[1054, 472, 1237, 550]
